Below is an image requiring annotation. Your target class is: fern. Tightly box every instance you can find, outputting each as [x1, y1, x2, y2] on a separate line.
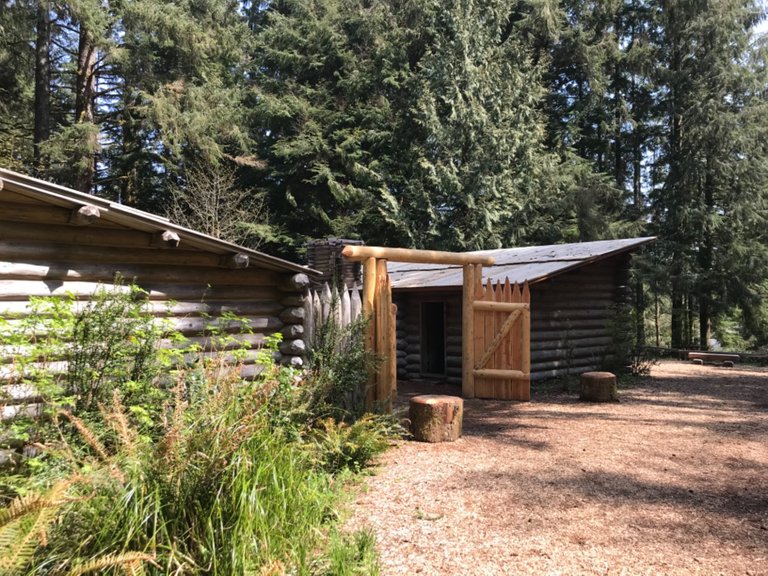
[63, 551, 157, 576]
[0, 480, 70, 575]
[57, 410, 110, 461]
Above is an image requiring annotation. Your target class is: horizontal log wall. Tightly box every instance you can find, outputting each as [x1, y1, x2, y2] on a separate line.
[0, 194, 308, 426]
[529, 255, 630, 380]
[392, 254, 631, 386]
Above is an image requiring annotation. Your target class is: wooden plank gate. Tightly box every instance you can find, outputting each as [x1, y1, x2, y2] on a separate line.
[462, 264, 530, 400]
[340, 246, 531, 411]
[464, 265, 530, 400]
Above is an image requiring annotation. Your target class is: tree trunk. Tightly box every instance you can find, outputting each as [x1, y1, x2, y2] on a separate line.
[74, 24, 98, 192]
[671, 285, 683, 349]
[580, 371, 618, 402]
[409, 395, 463, 443]
[635, 277, 645, 347]
[33, 0, 51, 174]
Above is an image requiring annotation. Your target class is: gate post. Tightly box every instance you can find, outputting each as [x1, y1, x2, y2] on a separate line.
[363, 257, 377, 409]
[462, 264, 476, 398]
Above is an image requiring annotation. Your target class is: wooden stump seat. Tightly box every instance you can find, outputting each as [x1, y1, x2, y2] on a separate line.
[409, 395, 464, 442]
[580, 371, 618, 402]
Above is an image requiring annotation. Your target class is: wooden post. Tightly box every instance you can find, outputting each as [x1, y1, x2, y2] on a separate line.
[462, 264, 475, 399]
[363, 257, 377, 409]
[389, 302, 397, 407]
[521, 282, 531, 401]
[375, 258, 392, 410]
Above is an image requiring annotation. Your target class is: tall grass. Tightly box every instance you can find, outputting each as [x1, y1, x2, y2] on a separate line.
[1, 289, 391, 575]
[13, 364, 376, 575]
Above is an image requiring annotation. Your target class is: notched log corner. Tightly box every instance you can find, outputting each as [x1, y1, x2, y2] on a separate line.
[221, 253, 249, 269]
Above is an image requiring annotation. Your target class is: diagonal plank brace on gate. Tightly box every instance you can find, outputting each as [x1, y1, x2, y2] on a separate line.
[473, 304, 527, 370]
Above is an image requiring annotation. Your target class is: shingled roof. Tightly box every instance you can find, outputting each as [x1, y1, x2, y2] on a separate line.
[388, 237, 655, 290]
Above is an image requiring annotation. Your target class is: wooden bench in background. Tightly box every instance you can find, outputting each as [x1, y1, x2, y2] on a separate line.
[687, 352, 740, 366]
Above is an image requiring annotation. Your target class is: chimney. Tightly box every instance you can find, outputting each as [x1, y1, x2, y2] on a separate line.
[306, 238, 364, 289]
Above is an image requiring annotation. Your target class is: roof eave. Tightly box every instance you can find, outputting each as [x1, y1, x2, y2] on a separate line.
[0, 168, 319, 276]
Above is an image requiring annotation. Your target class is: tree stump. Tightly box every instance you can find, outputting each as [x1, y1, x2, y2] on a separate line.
[580, 371, 618, 402]
[409, 395, 463, 442]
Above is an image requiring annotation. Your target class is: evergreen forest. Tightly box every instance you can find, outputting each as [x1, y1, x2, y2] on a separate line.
[2, 0, 768, 351]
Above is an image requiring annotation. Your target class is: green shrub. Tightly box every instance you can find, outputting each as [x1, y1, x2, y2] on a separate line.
[310, 415, 395, 474]
[2, 286, 391, 575]
[306, 311, 376, 421]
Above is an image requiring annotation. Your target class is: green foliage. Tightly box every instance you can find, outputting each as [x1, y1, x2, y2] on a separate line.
[0, 280, 174, 484]
[249, 0, 562, 254]
[4, 0, 767, 347]
[1, 288, 390, 575]
[66, 281, 168, 413]
[306, 311, 376, 421]
[605, 302, 658, 375]
[310, 415, 394, 474]
[319, 529, 380, 576]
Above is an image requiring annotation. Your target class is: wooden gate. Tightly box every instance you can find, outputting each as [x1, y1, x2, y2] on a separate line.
[473, 276, 530, 400]
[462, 264, 531, 401]
[341, 246, 494, 411]
[339, 246, 530, 409]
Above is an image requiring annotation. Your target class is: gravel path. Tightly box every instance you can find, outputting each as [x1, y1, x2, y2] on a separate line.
[348, 361, 768, 575]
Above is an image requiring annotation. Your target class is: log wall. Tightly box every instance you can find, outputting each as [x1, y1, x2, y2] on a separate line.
[0, 192, 308, 425]
[392, 254, 630, 384]
[529, 255, 630, 380]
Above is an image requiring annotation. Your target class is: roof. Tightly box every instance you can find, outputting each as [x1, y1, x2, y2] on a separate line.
[388, 237, 655, 290]
[0, 168, 317, 275]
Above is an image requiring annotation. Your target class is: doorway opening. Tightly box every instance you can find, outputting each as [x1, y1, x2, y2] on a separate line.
[420, 301, 446, 376]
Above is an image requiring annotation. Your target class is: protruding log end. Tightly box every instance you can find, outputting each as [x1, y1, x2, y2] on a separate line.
[409, 395, 464, 442]
[69, 204, 101, 226]
[283, 273, 310, 291]
[279, 306, 305, 324]
[579, 371, 618, 402]
[279, 338, 306, 356]
[153, 230, 181, 248]
[221, 253, 249, 269]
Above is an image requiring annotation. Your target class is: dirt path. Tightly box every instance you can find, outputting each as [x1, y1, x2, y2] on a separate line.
[348, 361, 768, 575]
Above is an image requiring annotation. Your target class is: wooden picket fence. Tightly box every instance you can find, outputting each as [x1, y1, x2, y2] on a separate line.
[303, 283, 363, 346]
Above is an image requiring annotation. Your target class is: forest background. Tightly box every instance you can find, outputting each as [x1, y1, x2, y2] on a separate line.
[1, 0, 767, 351]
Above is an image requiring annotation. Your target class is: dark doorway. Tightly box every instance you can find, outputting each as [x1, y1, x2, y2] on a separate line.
[420, 301, 446, 376]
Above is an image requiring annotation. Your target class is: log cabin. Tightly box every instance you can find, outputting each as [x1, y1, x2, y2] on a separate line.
[308, 237, 654, 392]
[0, 168, 317, 415]
[389, 238, 655, 384]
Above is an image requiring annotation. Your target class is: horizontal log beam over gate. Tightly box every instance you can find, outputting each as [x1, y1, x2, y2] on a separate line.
[341, 245, 494, 266]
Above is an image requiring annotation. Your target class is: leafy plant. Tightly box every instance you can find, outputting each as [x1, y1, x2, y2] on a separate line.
[310, 416, 394, 474]
[306, 306, 377, 421]
[2, 287, 391, 575]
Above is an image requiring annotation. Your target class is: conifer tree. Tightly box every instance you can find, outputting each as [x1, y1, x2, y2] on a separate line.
[652, 0, 768, 348]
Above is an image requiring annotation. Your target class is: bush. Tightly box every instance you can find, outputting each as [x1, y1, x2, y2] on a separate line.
[305, 311, 377, 422]
[1, 286, 392, 575]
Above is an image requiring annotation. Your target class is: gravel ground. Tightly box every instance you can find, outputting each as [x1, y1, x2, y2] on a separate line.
[347, 361, 768, 576]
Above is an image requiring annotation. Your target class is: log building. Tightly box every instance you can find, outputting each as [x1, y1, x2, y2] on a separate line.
[307, 237, 653, 389]
[388, 238, 654, 383]
[0, 168, 316, 424]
